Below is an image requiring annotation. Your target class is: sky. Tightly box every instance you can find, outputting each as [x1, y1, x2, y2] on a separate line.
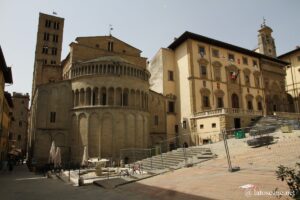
[0, 0, 299, 96]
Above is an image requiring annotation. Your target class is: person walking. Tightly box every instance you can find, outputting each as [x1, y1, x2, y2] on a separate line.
[1, 160, 8, 171]
[8, 156, 14, 172]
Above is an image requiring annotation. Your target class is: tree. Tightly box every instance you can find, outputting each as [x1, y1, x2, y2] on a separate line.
[275, 163, 300, 198]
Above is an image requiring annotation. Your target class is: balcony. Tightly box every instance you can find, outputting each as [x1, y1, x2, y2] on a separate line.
[193, 108, 263, 118]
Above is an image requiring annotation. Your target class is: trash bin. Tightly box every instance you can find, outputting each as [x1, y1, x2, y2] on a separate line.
[234, 130, 245, 139]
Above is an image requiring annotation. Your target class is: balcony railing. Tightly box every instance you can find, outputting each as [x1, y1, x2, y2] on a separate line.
[193, 108, 263, 118]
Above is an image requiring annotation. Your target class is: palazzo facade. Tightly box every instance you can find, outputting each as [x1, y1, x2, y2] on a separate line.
[148, 23, 289, 146]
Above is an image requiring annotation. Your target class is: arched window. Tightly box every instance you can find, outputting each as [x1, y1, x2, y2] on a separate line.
[256, 95, 263, 111]
[254, 76, 260, 87]
[231, 93, 239, 108]
[214, 89, 225, 108]
[100, 87, 107, 105]
[202, 96, 210, 107]
[108, 87, 114, 105]
[257, 101, 263, 111]
[130, 89, 135, 107]
[86, 88, 91, 105]
[72, 90, 75, 107]
[88, 65, 91, 74]
[246, 94, 253, 110]
[116, 88, 122, 106]
[79, 88, 85, 106]
[200, 88, 211, 109]
[75, 90, 79, 106]
[123, 89, 129, 106]
[103, 64, 107, 74]
[136, 90, 141, 108]
[217, 97, 224, 108]
[92, 88, 98, 105]
[212, 61, 222, 81]
[99, 65, 103, 74]
[200, 65, 207, 78]
[243, 69, 251, 86]
[141, 92, 144, 108]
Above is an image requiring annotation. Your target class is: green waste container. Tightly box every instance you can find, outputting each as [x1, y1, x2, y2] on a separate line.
[234, 130, 245, 139]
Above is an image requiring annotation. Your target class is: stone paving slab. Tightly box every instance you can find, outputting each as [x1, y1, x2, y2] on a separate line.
[94, 177, 136, 189]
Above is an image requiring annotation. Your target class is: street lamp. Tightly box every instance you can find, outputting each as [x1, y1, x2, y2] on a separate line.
[221, 128, 240, 172]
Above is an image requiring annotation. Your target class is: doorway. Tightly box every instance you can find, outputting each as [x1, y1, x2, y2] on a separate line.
[234, 118, 241, 129]
[273, 104, 277, 112]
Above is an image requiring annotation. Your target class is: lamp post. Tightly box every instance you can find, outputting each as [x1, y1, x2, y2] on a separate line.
[221, 128, 240, 172]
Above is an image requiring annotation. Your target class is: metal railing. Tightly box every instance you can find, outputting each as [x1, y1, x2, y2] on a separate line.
[119, 133, 201, 172]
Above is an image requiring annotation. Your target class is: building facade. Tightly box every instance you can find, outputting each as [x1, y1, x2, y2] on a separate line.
[148, 24, 289, 146]
[9, 92, 30, 157]
[278, 47, 300, 113]
[29, 13, 293, 167]
[0, 46, 13, 164]
[28, 13, 166, 167]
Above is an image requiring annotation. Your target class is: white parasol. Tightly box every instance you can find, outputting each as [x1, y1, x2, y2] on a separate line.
[81, 146, 88, 167]
[48, 141, 56, 163]
[54, 147, 61, 168]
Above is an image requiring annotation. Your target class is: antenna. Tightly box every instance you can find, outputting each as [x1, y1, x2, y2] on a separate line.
[109, 24, 113, 36]
[261, 17, 266, 28]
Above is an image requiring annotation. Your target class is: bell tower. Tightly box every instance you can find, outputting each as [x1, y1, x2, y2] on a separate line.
[31, 13, 64, 99]
[257, 18, 277, 57]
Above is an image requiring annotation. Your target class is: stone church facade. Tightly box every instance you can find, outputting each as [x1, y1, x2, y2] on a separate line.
[28, 13, 166, 167]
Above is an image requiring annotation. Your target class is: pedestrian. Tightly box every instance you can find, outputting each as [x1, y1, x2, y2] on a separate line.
[8, 156, 14, 172]
[2, 160, 8, 171]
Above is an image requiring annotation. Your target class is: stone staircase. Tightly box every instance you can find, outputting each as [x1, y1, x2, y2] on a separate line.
[249, 115, 300, 136]
[253, 115, 299, 128]
[253, 116, 281, 128]
[132, 146, 215, 171]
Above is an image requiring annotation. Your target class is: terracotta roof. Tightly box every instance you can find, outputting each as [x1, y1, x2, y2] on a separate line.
[278, 48, 300, 58]
[168, 31, 288, 65]
[75, 35, 142, 53]
[4, 92, 13, 108]
[80, 55, 135, 65]
[0, 46, 13, 84]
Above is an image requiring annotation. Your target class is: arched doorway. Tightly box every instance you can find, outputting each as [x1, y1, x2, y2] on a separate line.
[231, 93, 239, 108]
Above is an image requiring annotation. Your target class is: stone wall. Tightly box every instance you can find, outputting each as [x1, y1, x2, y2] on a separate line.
[30, 80, 72, 166]
[149, 90, 167, 146]
[70, 108, 149, 163]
